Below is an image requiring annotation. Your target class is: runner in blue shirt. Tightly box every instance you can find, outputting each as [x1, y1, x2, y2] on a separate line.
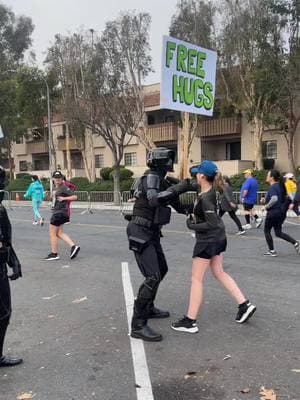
[240, 169, 263, 230]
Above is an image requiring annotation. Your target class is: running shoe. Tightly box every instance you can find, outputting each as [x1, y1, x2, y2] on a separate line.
[70, 245, 80, 259]
[44, 253, 60, 261]
[170, 316, 198, 333]
[255, 218, 263, 228]
[235, 301, 256, 323]
[294, 241, 300, 255]
[235, 230, 246, 235]
[264, 250, 278, 257]
[242, 224, 252, 230]
[32, 221, 38, 225]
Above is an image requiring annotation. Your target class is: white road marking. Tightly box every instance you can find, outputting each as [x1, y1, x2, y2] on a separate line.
[285, 220, 300, 227]
[121, 262, 154, 400]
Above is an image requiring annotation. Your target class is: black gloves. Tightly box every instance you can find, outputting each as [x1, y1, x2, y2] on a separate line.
[186, 217, 196, 230]
[7, 246, 22, 280]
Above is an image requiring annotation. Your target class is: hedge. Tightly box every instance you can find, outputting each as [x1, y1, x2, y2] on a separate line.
[230, 170, 269, 191]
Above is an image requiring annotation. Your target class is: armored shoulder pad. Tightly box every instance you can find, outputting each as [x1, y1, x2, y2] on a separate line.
[146, 173, 160, 190]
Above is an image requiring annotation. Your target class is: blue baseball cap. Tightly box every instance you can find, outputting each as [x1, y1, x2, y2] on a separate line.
[193, 160, 218, 178]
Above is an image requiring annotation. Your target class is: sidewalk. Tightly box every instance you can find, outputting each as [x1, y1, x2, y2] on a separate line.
[6, 200, 300, 218]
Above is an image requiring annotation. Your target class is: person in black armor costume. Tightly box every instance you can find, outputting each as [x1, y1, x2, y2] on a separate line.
[127, 148, 197, 342]
[0, 166, 23, 367]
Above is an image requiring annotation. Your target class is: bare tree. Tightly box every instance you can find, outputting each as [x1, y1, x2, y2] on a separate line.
[169, 0, 217, 177]
[46, 33, 96, 181]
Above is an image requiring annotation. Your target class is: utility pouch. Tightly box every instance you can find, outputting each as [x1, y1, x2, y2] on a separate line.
[128, 236, 149, 253]
[153, 206, 171, 226]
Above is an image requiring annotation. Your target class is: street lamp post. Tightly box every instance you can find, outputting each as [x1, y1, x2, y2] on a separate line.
[40, 76, 53, 194]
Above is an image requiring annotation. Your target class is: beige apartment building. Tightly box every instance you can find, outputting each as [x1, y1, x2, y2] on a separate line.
[9, 83, 300, 179]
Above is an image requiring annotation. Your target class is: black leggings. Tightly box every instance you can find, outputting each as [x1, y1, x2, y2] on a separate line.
[264, 214, 296, 251]
[219, 209, 243, 231]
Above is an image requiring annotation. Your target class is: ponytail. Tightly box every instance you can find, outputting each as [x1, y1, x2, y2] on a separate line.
[213, 171, 224, 194]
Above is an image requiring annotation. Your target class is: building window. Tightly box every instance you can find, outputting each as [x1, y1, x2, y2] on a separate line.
[16, 136, 24, 144]
[95, 154, 104, 168]
[19, 161, 28, 171]
[226, 142, 241, 160]
[124, 152, 137, 166]
[33, 155, 49, 171]
[262, 141, 277, 159]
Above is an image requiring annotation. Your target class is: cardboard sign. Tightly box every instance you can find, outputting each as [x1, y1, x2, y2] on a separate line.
[160, 35, 217, 116]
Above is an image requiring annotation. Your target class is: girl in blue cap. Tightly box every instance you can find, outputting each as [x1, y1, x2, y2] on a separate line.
[171, 160, 256, 333]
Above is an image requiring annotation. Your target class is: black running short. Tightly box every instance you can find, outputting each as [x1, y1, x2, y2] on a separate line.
[243, 203, 254, 211]
[50, 213, 70, 227]
[193, 239, 227, 259]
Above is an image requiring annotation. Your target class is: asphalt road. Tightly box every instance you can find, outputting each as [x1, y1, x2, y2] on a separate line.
[1, 206, 300, 400]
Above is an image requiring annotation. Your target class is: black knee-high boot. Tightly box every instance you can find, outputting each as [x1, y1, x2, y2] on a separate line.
[131, 276, 163, 342]
[0, 316, 9, 357]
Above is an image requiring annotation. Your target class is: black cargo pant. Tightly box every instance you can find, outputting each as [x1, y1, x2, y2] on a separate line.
[127, 220, 168, 323]
[0, 264, 11, 357]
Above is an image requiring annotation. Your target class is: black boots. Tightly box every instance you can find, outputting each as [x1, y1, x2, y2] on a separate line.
[148, 306, 170, 319]
[0, 355, 23, 367]
[131, 318, 162, 342]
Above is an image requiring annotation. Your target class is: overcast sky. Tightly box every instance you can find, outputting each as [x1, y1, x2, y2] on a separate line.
[6, 0, 180, 85]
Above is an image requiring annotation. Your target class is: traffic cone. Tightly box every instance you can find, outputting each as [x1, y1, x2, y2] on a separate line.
[16, 193, 20, 201]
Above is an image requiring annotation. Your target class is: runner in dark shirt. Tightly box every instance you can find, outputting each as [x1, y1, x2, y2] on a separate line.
[263, 170, 300, 257]
[171, 160, 256, 333]
[44, 171, 80, 261]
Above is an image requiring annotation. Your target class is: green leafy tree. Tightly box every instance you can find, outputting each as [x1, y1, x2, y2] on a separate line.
[268, 0, 300, 173]
[0, 2, 34, 178]
[219, 0, 286, 169]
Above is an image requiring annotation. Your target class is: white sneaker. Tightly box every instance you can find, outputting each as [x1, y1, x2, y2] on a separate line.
[235, 230, 246, 235]
[264, 250, 278, 257]
[32, 221, 38, 225]
[255, 218, 263, 228]
[242, 224, 252, 230]
[294, 241, 300, 255]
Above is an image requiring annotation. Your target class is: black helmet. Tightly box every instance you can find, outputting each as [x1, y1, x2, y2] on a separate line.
[146, 147, 175, 172]
[0, 165, 6, 203]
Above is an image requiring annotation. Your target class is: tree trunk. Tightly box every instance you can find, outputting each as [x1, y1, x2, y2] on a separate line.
[253, 116, 263, 170]
[178, 112, 190, 179]
[87, 128, 96, 183]
[49, 126, 57, 170]
[7, 139, 13, 180]
[65, 125, 72, 179]
[113, 165, 121, 206]
[286, 131, 296, 175]
[81, 149, 91, 181]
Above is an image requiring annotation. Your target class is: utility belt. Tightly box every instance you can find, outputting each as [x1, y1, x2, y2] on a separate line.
[132, 216, 154, 228]
[133, 206, 171, 228]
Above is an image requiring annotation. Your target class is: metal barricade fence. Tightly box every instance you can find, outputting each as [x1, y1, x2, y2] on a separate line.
[179, 191, 198, 204]
[233, 191, 266, 204]
[10, 191, 29, 206]
[74, 191, 89, 202]
[90, 191, 122, 210]
[120, 191, 133, 215]
[2, 191, 11, 208]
